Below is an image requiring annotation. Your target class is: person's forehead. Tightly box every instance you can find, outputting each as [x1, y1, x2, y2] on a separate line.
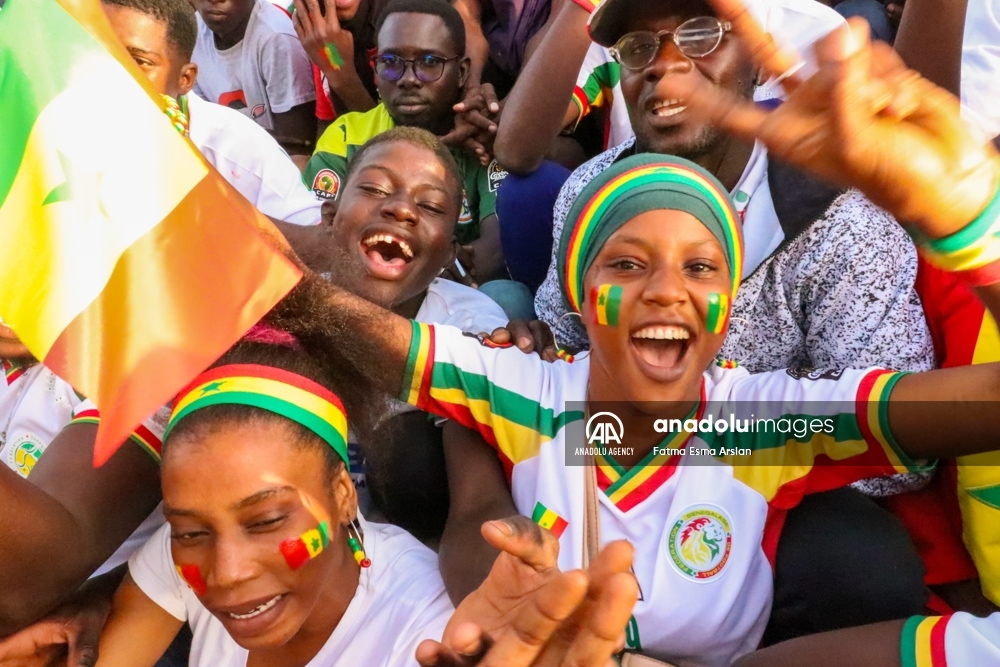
[105, 4, 171, 54]
[378, 12, 455, 52]
[355, 142, 454, 190]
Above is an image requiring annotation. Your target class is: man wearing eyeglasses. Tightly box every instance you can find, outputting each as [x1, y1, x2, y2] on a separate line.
[303, 0, 511, 289]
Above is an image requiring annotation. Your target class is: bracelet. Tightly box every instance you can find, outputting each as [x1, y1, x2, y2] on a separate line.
[917, 179, 1000, 286]
[570, 0, 600, 13]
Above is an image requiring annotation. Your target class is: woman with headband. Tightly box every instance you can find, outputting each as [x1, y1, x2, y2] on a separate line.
[95, 329, 638, 667]
[256, 16, 1000, 661]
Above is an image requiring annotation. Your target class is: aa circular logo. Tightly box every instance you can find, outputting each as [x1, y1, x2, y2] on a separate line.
[668, 505, 732, 582]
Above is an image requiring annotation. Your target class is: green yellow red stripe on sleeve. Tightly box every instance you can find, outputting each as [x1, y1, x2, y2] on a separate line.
[855, 369, 916, 473]
[901, 615, 951, 667]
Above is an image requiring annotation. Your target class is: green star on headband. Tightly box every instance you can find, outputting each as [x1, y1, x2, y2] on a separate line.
[165, 364, 350, 468]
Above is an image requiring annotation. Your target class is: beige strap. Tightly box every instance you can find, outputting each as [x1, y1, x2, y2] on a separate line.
[582, 453, 601, 568]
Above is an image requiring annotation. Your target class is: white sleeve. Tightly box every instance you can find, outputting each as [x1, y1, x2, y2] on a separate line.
[259, 33, 316, 113]
[128, 522, 188, 622]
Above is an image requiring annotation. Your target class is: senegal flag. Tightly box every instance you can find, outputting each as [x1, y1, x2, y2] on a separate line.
[0, 0, 302, 464]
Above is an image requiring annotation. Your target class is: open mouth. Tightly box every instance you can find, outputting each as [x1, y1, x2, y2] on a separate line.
[360, 232, 415, 280]
[630, 325, 691, 372]
[651, 99, 687, 118]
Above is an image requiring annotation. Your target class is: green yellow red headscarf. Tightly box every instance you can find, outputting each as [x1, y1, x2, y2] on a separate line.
[557, 154, 743, 315]
[164, 364, 350, 468]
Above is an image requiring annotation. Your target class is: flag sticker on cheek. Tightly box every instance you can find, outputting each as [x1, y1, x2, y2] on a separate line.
[176, 564, 207, 596]
[591, 284, 622, 326]
[281, 520, 332, 570]
[706, 292, 729, 335]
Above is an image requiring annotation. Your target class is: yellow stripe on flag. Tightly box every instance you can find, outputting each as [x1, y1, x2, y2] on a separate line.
[302, 528, 324, 558]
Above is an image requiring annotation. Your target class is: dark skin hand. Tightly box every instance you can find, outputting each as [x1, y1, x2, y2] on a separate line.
[458, 215, 506, 286]
[0, 423, 160, 636]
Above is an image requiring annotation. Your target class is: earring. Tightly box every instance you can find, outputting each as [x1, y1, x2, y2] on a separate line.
[706, 292, 729, 334]
[714, 316, 755, 369]
[348, 519, 371, 568]
[590, 284, 622, 326]
[553, 312, 590, 363]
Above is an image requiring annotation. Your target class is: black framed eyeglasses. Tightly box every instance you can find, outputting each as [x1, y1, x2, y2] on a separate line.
[373, 54, 460, 83]
[609, 17, 732, 70]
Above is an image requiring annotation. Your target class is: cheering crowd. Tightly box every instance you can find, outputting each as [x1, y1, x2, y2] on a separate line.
[3, 0, 1000, 664]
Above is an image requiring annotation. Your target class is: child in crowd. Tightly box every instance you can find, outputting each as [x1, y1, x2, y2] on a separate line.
[303, 0, 513, 291]
[190, 0, 317, 157]
[104, 0, 322, 225]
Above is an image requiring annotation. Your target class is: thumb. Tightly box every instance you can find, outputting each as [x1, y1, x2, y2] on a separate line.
[66, 613, 107, 667]
[481, 515, 560, 570]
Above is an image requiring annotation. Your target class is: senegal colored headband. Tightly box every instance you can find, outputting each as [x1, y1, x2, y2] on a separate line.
[165, 364, 350, 468]
[558, 155, 743, 315]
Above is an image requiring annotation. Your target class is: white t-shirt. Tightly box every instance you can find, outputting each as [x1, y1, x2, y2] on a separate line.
[188, 94, 321, 225]
[192, 0, 315, 132]
[130, 518, 453, 667]
[961, 0, 1000, 141]
[0, 362, 168, 575]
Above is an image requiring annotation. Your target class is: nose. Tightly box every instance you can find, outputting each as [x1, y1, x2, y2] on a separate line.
[641, 263, 688, 309]
[644, 39, 693, 84]
[381, 194, 418, 226]
[397, 62, 423, 89]
[210, 536, 261, 590]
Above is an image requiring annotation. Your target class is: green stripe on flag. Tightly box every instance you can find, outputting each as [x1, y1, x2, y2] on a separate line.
[0, 0, 111, 205]
[531, 502, 547, 523]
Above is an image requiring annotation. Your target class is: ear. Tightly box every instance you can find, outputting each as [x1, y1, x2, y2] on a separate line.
[332, 464, 358, 525]
[457, 56, 471, 89]
[179, 62, 198, 97]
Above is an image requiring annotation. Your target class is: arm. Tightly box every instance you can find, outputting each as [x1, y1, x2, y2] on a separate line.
[438, 422, 518, 604]
[493, 1, 592, 174]
[465, 214, 506, 284]
[261, 32, 319, 153]
[452, 0, 490, 89]
[732, 619, 907, 667]
[0, 423, 161, 635]
[96, 574, 182, 667]
[893, 0, 968, 96]
[272, 101, 319, 156]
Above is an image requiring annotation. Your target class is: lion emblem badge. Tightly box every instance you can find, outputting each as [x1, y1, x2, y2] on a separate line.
[668, 505, 732, 581]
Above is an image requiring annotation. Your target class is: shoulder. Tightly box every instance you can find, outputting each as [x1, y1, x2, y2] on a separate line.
[188, 93, 274, 149]
[251, 0, 299, 37]
[366, 522, 447, 607]
[316, 105, 394, 154]
[421, 279, 509, 333]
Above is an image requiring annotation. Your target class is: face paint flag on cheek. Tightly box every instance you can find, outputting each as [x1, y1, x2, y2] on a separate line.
[176, 564, 207, 596]
[706, 292, 729, 335]
[281, 520, 332, 570]
[591, 284, 622, 326]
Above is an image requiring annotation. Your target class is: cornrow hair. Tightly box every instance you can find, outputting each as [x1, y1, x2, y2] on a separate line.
[375, 0, 466, 56]
[102, 0, 197, 61]
[345, 126, 464, 211]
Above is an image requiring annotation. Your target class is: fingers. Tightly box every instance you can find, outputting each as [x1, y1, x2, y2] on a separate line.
[702, 0, 801, 85]
[556, 571, 638, 667]
[481, 515, 561, 571]
[487, 326, 513, 346]
[416, 625, 493, 667]
[501, 319, 536, 352]
[475, 570, 590, 667]
[66, 610, 107, 667]
[528, 320, 558, 362]
[0, 621, 67, 662]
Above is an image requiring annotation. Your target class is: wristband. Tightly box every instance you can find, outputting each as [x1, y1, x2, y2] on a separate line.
[917, 180, 1000, 286]
[570, 0, 600, 13]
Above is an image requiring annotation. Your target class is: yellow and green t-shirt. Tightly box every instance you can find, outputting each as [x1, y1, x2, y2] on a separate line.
[303, 104, 507, 244]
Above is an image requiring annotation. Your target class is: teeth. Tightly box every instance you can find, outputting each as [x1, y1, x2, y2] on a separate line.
[227, 595, 283, 620]
[633, 326, 690, 340]
[362, 234, 414, 259]
[652, 99, 681, 109]
[653, 105, 686, 117]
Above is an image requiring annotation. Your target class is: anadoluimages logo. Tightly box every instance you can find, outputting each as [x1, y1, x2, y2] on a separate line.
[585, 411, 624, 446]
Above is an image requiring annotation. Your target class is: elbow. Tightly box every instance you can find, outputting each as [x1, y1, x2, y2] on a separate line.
[494, 133, 545, 176]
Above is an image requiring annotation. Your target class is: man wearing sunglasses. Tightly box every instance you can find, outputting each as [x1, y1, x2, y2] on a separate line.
[303, 0, 512, 291]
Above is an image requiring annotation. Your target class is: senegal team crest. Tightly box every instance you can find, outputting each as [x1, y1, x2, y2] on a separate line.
[6, 434, 44, 478]
[458, 190, 472, 225]
[312, 169, 341, 200]
[668, 505, 732, 581]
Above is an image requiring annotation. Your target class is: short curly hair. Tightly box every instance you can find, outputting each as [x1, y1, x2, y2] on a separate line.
[103, 0, 197, 61]
[375, 0, 466, 56]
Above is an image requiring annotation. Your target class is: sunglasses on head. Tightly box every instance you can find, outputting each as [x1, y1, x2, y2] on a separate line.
[372, 54, 460, 83]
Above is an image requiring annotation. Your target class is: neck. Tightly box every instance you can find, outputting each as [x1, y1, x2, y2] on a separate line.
[392, 289, 427, 319]
[213, 13, 252, 50]
[585, 357, 701, 469]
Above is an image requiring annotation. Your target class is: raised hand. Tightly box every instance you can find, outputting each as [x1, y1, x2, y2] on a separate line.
[416, 516, 638, 667]
[442, 84, 501, 165]
[664, 0, 999, 240]
[291, 0, 373, 111]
